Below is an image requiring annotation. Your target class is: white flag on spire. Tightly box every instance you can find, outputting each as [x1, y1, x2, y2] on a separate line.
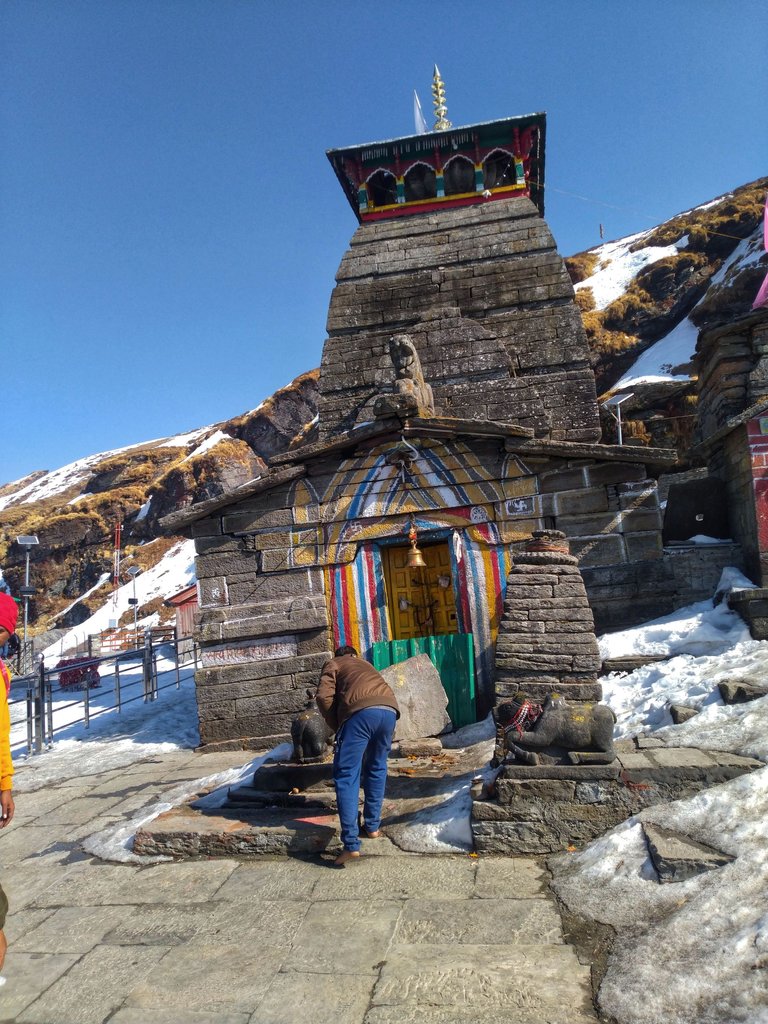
[413, 90, 427, 134]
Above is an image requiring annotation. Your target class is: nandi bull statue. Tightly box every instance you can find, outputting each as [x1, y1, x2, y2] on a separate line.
[290, 689, 335, 764]
[491, 691, 616, 767]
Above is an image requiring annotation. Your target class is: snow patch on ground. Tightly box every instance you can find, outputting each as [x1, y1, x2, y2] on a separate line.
[608, 223, 764, 392]
[395, 786, 475, 853]
[709, 226, 766, 288]
[553, 568, 768, 1024]
[441, 713, 495, 749]
[0, 452, 107, 511]
[10, 660, 200, 787]
[599, 585, 751, 660]
[135, 495, 152, 521]
[552, 766, 768, 1024]
[152, 425, 213, 449]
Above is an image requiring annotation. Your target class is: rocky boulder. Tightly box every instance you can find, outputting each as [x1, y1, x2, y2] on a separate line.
[381, 655, 451, 740]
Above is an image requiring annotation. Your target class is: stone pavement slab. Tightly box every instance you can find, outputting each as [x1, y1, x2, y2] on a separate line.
[474, 855, 548, 897]
[285, 899, 402, 975]
[16, 944, 169, 1024]
[0, 823, 73, 864]
[371, 943, 596, 1016]
[254, 972, 376, 1024]
[394, 897, 563, 945]
[123, 942, 286, 1015]
[110, 1010, 250, 1024]
[10, 786, 92, 819]
[29, 859, 238, 908]
[213, 858, 319, 901]
[2, 861, 79, 912]
[310, 855, 477, 901]
[363, 1005, 599, 1024]
[106, 897, 309, 948]
[14, 905, 128, 954]
[0, 952, 79, 1024]
[3, 907, 54, 945]
[39, 794, 126, 826]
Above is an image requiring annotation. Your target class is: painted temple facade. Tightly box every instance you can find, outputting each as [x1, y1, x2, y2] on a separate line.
[163, 102, 676, 749]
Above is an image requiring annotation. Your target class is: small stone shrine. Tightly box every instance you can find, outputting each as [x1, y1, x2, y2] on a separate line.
[494, 529, 602, 704]
[472, 528, 623, 853]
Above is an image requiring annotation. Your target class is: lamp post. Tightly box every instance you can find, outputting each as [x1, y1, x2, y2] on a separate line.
[602, 392, 635, 446]
[126, 566, 141, 638]
[15, 535, 39, 650]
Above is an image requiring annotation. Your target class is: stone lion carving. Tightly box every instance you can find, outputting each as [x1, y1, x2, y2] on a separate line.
[373, 334, 435, 419]
[491, 693, 616, 767]
[290, 690, 334, 764]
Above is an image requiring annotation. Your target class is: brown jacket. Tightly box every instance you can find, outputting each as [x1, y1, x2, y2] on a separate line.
[316, 654, 399, 732]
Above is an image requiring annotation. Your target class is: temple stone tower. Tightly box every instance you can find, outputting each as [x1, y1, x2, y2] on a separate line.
[321, 107, 600, 444]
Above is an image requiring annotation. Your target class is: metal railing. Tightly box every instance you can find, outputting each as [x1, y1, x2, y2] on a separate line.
[9, 631, 201, 757]
[12, 625, 187, 675]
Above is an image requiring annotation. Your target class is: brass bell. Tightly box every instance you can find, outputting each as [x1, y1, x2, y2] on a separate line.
[407, 543, 426, 569]
[407, 515, 426, 568]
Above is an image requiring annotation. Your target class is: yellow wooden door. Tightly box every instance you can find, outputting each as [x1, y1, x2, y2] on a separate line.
[383, 543, 459, 640]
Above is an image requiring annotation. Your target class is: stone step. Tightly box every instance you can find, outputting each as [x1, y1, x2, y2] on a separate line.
[600, 653, 670, 674]
[134, 803, 342, 858]
[225, 783, 336, 811]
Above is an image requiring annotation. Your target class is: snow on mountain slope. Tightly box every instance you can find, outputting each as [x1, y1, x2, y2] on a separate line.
[575, 232, 684, 310]
[614, 221, 765, 390]
[0, 427, 214, 512]
[43, 538, 195, 658]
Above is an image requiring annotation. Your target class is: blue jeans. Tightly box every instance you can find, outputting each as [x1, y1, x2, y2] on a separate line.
[333, 707, 397, 852]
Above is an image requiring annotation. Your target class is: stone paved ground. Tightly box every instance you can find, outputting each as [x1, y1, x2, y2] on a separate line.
[0, 749, 598, 1024]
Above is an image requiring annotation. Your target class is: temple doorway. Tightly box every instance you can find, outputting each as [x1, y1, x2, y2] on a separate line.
[376, 542, 476, 727]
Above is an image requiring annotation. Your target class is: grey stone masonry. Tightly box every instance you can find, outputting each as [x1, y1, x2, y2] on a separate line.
[183, 434, 672, 748]
[495, 531, 602, 703]
[472, 739, 762, 854]
[319, 199, 601, 444]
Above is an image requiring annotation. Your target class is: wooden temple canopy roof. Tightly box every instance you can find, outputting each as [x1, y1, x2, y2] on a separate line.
[158, 414, 677, 535]
[327, 112, 547, 222]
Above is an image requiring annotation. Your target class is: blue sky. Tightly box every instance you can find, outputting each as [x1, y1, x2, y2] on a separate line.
[2, 0, 766, 483]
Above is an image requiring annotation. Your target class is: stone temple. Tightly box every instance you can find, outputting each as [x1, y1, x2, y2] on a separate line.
[163, 103, 681, 749]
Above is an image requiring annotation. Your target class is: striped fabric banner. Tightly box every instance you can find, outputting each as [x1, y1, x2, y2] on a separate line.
[328, 542, 389, 659]
[450, 524, 512, 694]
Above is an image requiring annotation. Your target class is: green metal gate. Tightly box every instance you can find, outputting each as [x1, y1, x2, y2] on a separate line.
[371, 633, 476, 728]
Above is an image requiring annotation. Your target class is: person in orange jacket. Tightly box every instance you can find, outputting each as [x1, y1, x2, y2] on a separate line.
[0, 592, 18, 985]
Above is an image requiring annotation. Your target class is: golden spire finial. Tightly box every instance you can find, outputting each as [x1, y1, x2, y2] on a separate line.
[431, 64, 452, 131]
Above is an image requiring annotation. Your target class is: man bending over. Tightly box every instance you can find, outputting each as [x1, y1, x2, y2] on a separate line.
[316, 646, 399, 866]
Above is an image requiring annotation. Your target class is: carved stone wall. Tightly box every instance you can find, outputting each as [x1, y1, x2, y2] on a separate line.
[318, 199, 600, 444]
